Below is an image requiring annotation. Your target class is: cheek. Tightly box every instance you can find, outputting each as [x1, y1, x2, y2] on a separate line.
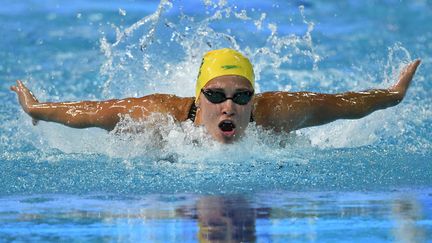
[199, 99, 212, 117]
[238, 106, 253, 124]
[201, 104, 220, 122]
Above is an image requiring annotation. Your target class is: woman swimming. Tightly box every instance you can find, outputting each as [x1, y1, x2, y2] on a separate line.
[11, 48, 421, 143]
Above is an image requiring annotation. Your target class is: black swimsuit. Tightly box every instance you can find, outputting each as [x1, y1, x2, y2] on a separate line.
[187, 102, 198, 122]
[187, 101, 254, 122]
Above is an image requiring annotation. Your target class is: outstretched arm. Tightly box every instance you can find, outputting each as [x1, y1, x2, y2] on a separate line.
[10, 80, 193, 131]
[254, 60, 421, 132]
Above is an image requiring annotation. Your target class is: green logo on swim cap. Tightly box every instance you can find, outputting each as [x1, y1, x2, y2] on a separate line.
[221, 65, 239, 70]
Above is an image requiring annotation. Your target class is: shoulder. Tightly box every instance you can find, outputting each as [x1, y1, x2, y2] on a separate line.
[253, 91, 298, 107]
[252, 92, 288, 129]
[254, 91, 308, 100]
[252, 91, 310, 132]
[136, 94, 194, 121]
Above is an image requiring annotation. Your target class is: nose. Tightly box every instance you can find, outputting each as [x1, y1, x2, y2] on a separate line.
[221, 99, 236, 116]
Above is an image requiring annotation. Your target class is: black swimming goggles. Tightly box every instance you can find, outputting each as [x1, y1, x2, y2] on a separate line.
[201, 89, 254, 105]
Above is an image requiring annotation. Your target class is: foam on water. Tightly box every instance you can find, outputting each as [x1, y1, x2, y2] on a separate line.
[26, 1, 428, 153]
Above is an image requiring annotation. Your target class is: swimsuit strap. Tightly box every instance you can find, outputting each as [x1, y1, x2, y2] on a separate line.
[188, 101, 197, 122]
[187, 100, 255, 123]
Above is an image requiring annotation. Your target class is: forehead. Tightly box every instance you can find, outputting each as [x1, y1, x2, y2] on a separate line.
[204, 75, 253, 90]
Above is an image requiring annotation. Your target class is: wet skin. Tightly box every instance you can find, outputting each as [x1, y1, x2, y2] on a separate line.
[10, 60, 421, 144]
[194, 75, 254, 143]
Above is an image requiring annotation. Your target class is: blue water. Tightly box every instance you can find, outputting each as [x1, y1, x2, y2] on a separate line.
[1, 0, 431, 241]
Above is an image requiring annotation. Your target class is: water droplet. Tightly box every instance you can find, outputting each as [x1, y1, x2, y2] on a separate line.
[119, 8, 127, 16]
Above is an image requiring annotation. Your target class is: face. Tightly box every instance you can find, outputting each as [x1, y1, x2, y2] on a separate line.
[196, 75, 254, 143]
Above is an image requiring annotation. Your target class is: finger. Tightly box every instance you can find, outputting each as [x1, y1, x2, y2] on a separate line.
[10, 85, 17, 92]
[399, 59, 419, 78]
[396, 59, 421, 89]
[17, 80, 30, 92]
[406, 59, 421, 71]
[17, 80, 26, 89]
[411, 59, 421, 70]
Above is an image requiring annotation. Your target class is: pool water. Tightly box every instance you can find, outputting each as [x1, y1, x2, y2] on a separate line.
[1, 0, 431, 241]
[1, 191, 431, 242]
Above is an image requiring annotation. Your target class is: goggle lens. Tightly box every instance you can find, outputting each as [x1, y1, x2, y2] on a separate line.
[201, 89, 253, 105]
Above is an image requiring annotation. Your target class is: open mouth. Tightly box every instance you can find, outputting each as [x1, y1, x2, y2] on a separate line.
[218, 120, 236, 135]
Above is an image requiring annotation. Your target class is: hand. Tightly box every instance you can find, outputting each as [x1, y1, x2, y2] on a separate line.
[10, 80, 40, 125]
[390, 59, 421, 97]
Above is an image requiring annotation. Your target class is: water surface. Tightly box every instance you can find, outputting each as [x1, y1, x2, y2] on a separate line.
[1, 0, 431, 241]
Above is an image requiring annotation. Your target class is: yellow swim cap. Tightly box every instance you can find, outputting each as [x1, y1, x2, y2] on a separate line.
[195, 48, 255, 102]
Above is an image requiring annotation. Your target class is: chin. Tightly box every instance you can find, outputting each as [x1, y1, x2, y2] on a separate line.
[209, 133, 230, 144]
[217, 133, 242, 144]
[220, 137, 235, 144]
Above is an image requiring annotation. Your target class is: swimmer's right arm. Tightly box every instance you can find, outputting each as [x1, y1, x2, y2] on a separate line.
[10, 80, 129, 130]
[10, 80, 194, 131]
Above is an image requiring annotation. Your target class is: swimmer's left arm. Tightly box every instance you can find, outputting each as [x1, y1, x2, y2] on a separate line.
[254, 60, 421, 132]
[302, 59, 421, 128]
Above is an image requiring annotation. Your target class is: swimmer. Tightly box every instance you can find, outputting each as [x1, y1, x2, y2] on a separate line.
[11, 48, 421, 143]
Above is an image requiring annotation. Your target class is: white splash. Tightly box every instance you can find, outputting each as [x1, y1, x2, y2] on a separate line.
[18, 0, 428, 160]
